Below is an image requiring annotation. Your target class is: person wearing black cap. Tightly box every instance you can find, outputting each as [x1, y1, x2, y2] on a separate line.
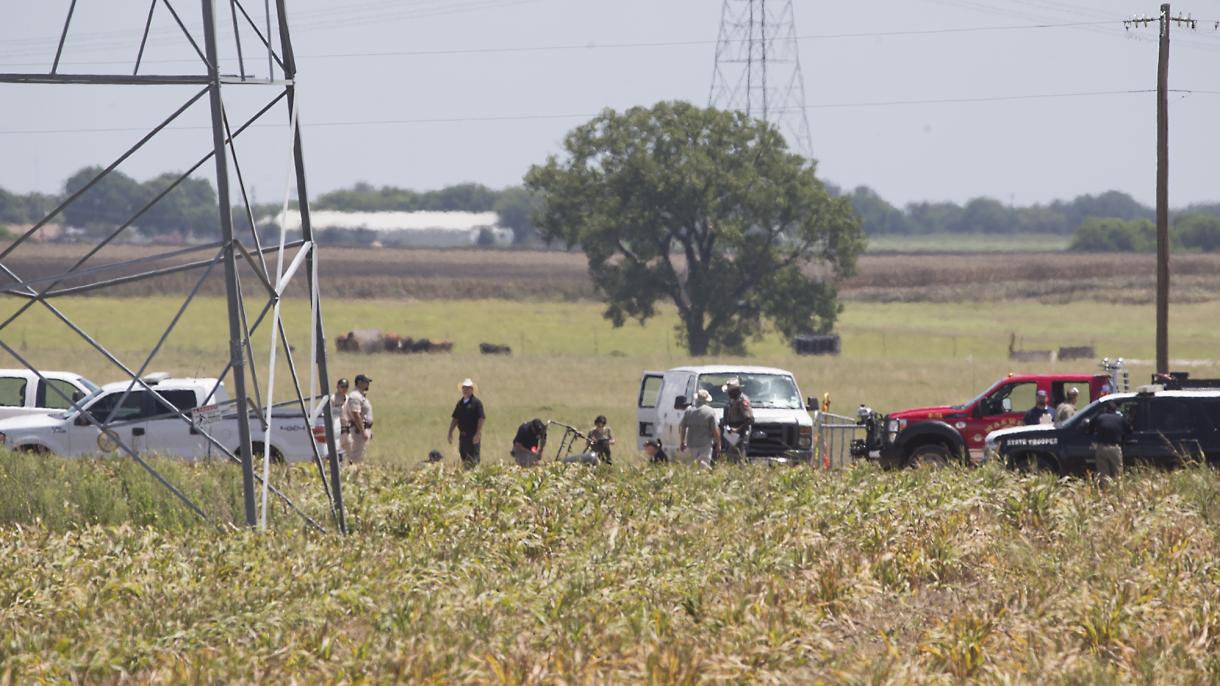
[1023, 390, 1053, 425]
[330, 378, 351, 456]
[344, 373, 373, 465]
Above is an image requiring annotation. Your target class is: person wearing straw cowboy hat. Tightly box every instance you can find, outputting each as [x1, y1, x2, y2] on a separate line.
[720, 377, 753, 464]
[448, 378, 485, 469]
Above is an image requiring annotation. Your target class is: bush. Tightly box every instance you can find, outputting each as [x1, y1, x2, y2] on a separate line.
[1174, 213, 1220, 252]
[1069, 217, 1160, 252]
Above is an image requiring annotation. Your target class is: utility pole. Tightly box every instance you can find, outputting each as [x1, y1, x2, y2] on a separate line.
[1125, 5, 1198, 375]
[709, 0, 813, 159]
[1156, 4, 1170, 377]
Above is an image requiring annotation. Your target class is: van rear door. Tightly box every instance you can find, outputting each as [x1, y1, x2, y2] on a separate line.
[637, 372, 664, 449]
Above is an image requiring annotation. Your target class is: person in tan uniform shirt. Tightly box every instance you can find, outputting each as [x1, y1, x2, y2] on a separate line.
[330, 377, 351, 457]
[344, 374, 373, 465]
[1055, 387, 1079, 424]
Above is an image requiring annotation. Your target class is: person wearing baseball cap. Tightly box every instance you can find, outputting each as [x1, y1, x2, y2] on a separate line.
[679, 388, 720, 468]
[1056, 386, 1080, 423]
[344, 374, 374, 465]
[330, 378, 351, 457]
[448, 378, 485, 469]
[1023, 389, 1053, 425]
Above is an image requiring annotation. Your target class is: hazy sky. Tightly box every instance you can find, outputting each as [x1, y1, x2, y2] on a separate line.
[3, 0, 1220, 208]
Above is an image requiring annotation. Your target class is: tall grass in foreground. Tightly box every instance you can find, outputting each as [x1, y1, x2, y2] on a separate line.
[0, 450, 330, 531]
[3, 454, 1220, 683]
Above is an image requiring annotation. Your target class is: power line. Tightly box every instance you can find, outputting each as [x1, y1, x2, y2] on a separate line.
[0, 19, 1129, 68]
[0, 88, 1209, 136]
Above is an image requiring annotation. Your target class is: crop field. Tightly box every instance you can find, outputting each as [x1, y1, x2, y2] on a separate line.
[4, 455, 1220, 683]
[7, 243, 1220, 303]
[2, 261, 1220, 682]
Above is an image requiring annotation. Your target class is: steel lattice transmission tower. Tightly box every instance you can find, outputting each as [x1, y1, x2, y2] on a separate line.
[709, 0, 814, 159]
[0, 1, 346, 532]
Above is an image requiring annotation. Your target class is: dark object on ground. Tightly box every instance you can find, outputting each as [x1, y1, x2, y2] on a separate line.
[426, 449, 444, 463]
[1058, 345, 1095, 360]
[793, 334, 840, 356]
[479, 342, 512, 355]
[336, 329, 384, 353]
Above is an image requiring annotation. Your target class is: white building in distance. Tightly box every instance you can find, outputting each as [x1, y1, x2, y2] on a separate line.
[274, 210, 513, 248]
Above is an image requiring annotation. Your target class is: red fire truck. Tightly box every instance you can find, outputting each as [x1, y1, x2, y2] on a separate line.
[851, 361, 1128, 468]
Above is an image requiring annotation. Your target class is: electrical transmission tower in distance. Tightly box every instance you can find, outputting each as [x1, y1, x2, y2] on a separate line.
[709, 0, 814, 159]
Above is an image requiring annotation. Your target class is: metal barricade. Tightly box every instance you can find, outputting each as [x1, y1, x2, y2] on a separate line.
[812, 411, 865, 469]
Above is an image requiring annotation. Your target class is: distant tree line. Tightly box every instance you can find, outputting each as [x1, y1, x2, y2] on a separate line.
[1068, 214, 1220, 252]
[836, 183, 1220, 252]
[836, 185, 1162, 236]
[4, 165, 1220, 251]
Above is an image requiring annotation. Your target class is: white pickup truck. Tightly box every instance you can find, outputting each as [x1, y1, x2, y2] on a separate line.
[0, 375, 336, 463]
[0, 369, 100, 420]
[636, 365, 816, 464]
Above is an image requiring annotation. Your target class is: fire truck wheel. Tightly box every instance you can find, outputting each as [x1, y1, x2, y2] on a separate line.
[909, 443, 951, 468]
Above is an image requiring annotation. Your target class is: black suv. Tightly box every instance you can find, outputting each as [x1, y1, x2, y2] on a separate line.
[984, 388, 1220, 475]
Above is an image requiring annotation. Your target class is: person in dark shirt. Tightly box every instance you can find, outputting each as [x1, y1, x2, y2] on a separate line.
[1023, 390, 1054, 425]
[643, 439, 668, 464]
[512, 418, 548, 467]
[1091, 402, 1127, 484]
[587, 415, 615, 464]
[447, 378, 485, 469]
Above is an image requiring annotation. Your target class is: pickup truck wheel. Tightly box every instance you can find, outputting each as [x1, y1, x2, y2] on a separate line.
[1014, 453, 1056, 474]
[250, 442, 284, 465]
[908, 443, 951, 468]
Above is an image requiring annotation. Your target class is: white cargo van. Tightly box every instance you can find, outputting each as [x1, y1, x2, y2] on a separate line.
[636, 365, 815, 464]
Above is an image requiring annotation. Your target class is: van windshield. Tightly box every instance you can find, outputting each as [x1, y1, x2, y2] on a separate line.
[696, 373, 803, 410]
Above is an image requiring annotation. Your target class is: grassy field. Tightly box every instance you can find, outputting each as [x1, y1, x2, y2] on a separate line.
[3, 295, 1219, 468]
[863, 232, 1072, 253]
[2, 292, 1220, 682]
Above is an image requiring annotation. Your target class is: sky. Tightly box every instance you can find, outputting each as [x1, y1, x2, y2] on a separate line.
[2, 0, 1220, 209]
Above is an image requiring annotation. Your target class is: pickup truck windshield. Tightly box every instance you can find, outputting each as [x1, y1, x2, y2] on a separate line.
[53, 387, 103, 420]
[696, 373, 803, 410]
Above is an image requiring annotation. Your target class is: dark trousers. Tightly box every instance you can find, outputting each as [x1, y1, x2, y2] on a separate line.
[459, 433, 480, 468]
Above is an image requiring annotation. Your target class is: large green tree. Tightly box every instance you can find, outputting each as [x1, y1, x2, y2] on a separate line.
[525, 101, 864, 356]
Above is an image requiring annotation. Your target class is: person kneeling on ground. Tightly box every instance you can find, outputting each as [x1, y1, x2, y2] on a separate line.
[587, 415, 614, 464]
[512, 418, 548, 467]
[643, 439, 668, 464]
